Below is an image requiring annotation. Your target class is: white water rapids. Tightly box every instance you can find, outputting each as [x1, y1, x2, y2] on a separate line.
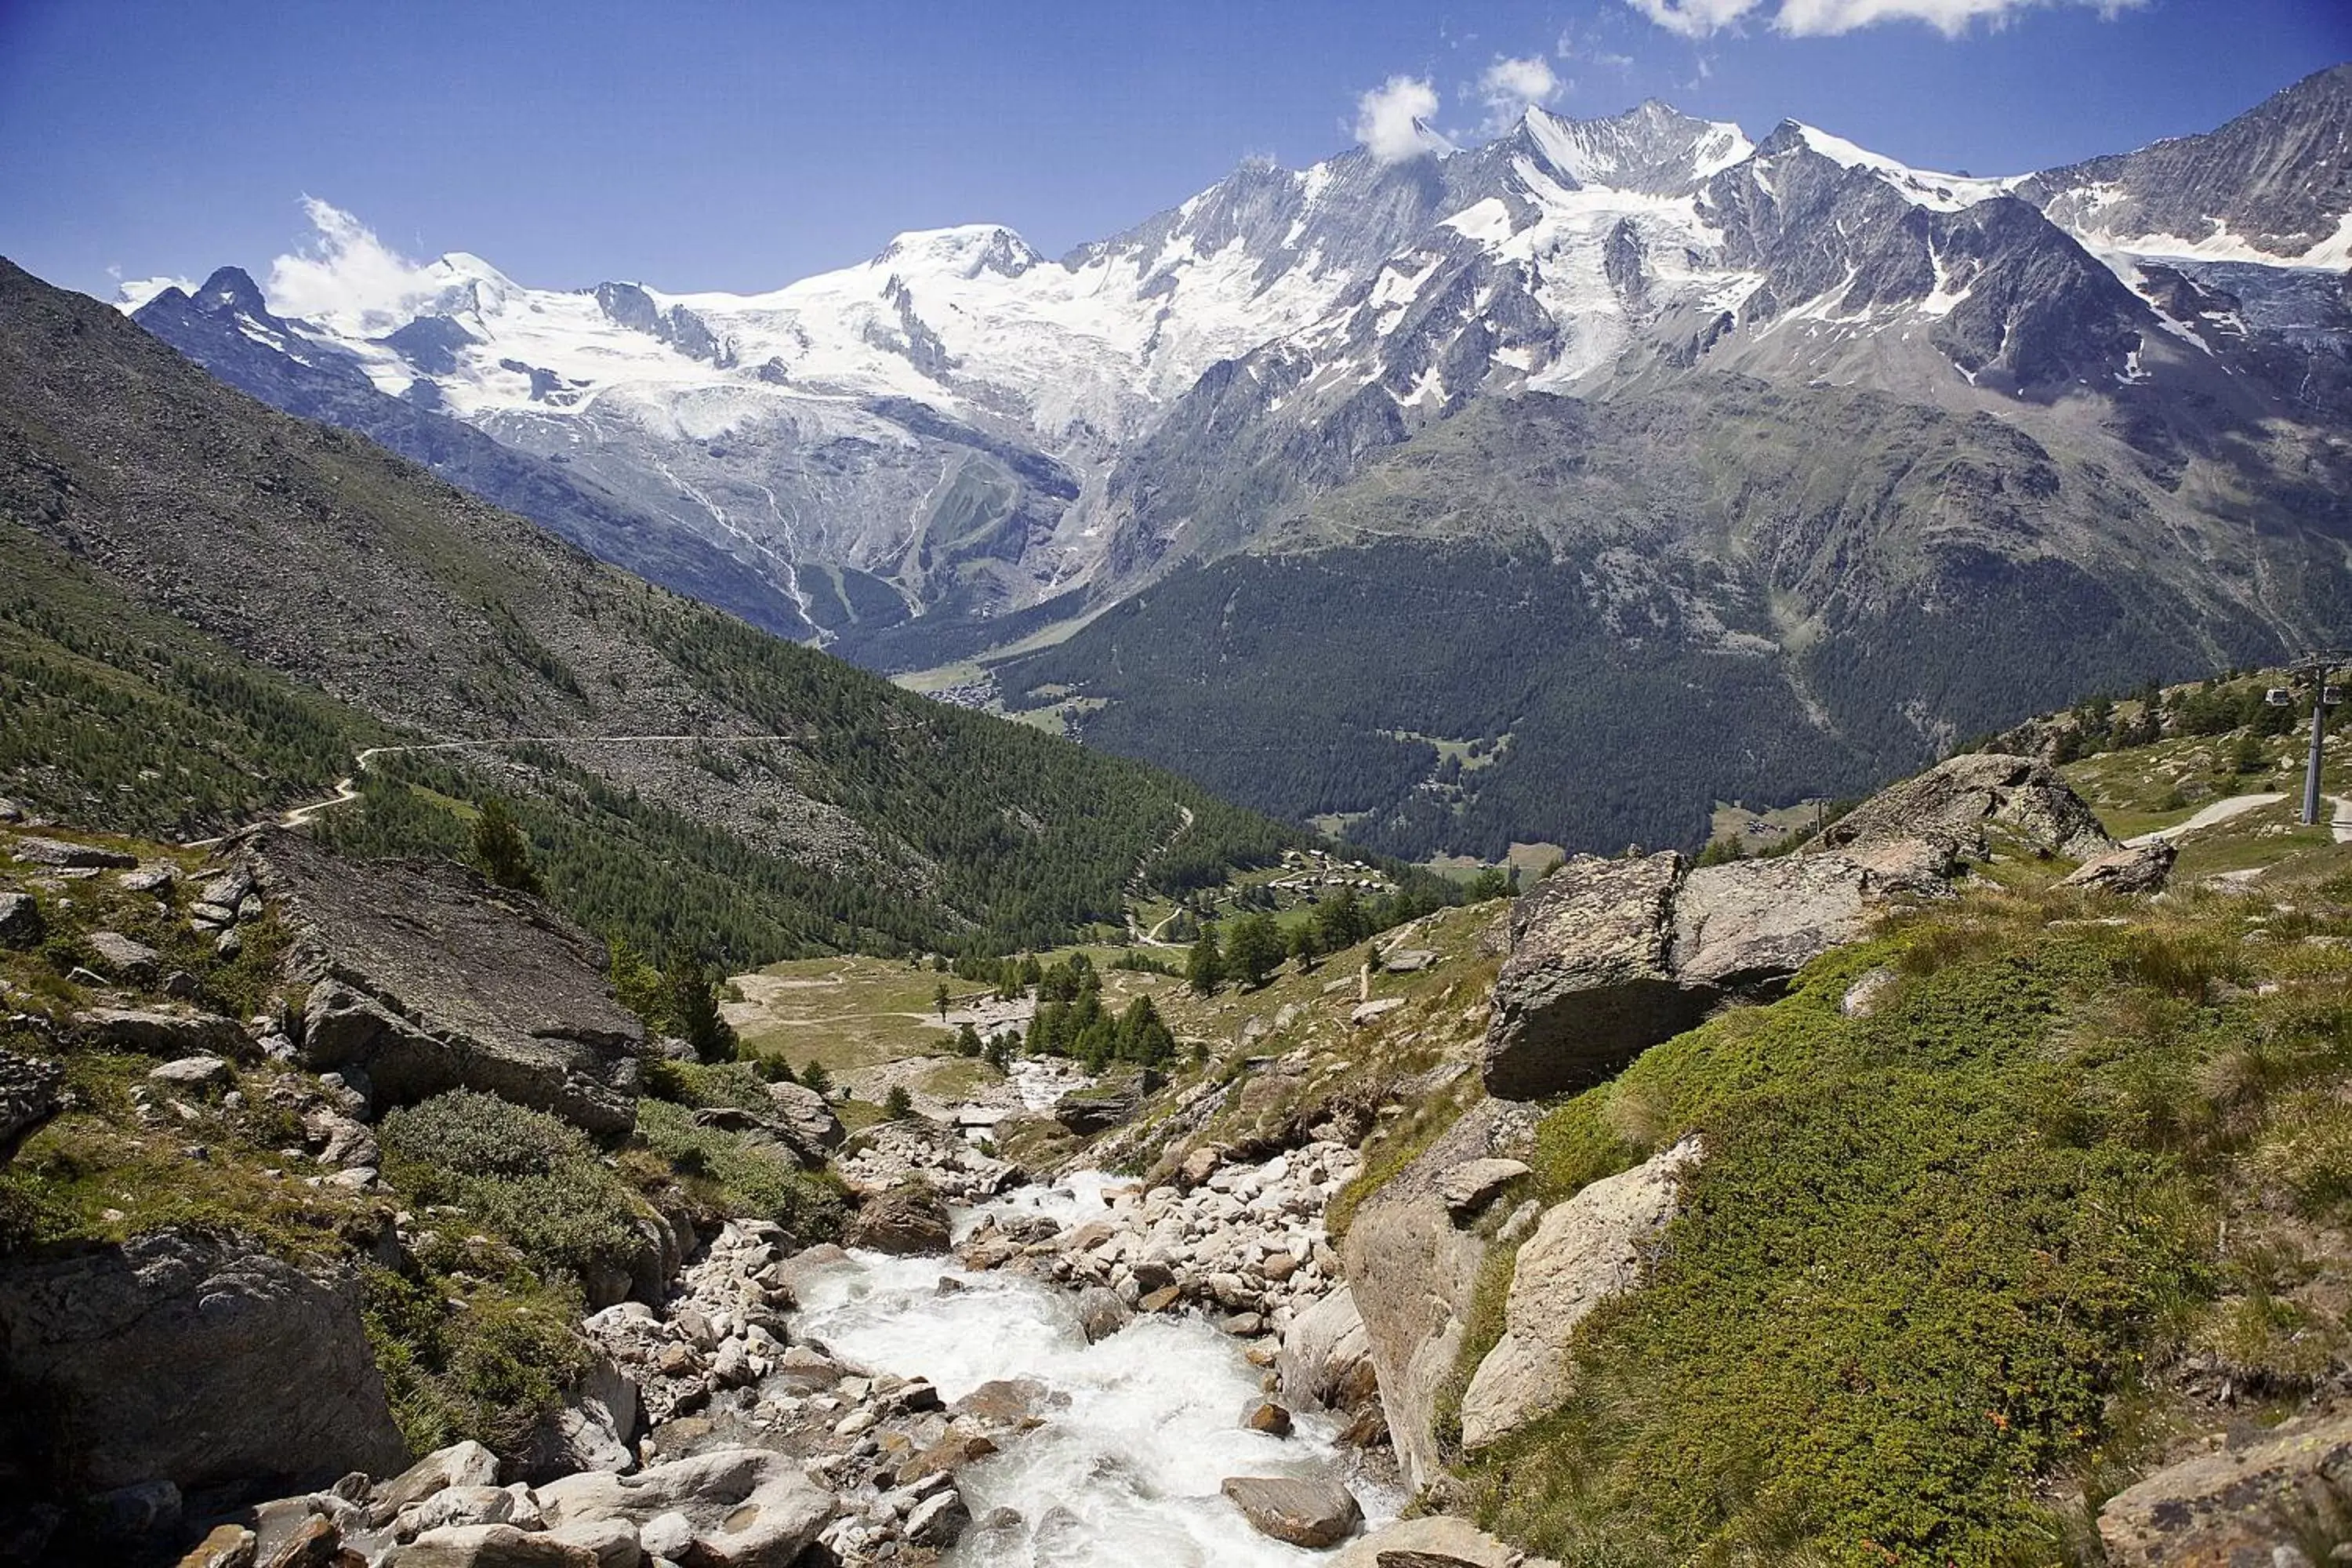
[790, 1174, 1399, 1566]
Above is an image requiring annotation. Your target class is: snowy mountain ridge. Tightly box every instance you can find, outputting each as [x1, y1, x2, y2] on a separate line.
[123, 68, 2352, 655]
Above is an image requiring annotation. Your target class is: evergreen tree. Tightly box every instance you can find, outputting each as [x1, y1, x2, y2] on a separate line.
[934, 981, 953, 1020]
[471, 797, 543, 895]
[955, 1021, 983, 1057]
[666, 952, 739, 1064]
[1187, 924, 1225, 996]
[884, 1084, 915, 1120]
[800, 1060, 834, 1097]
[1227, 913, 1284, 989]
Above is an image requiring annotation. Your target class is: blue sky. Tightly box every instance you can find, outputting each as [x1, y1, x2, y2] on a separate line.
[2, 0, 2345, 300]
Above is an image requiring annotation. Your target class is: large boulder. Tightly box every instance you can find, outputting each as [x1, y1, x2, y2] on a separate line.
[535, 1447, 832, 1567]
[1817, 752, 2114, 865]
[1481, 853, 1698, 1101]
[1459, 1136, 1704, 1450]
[9, 835, 137, 869]
[1218, 1475, 1363, 1548]
[0, 890, 42, 947]
[71, 1008, 249, 1059]
[242, 831, 647, 1137]
[1341, 1098, 1542, 1493]
[0, 1229, 408, 1491]
[2097, 1412, 2352, 1566]
[762, 1080, 842, 1157]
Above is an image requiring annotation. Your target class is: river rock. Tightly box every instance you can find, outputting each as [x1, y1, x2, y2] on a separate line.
[1073, 1285, 1131, 1343]
[0, 1227, 408, 1491]
[2097, 1411, 2352, 1566]
[87, 930, 162, 984]
[0, 1049, 64, 1165]
[517, 1352, 640, 1483]
[1460, 1136, 1704, 1450]
[393, 1523, 599, 1566]
[904, 1487, 971, 1548]
[1055, 1083, 1140, 1134]
[11, 834, 137, 868]
[1817, 751, 2114, 864]
[371, 1442, 502, 1526]
[179, 1523, 260, 1568]
[1219, 1475, 1363, 1548]
[536, 1447, 831, 1567]
[245, 830, 644, 1136]
[2056, 839, 2176, 896]
[0, 889, 40, 946]
[844, 1185, 951, 1254]
[1480, 852, 1700, 1100]
[1330, 1515, 1524, 1568]
[1239, 1397, 1294, 1436]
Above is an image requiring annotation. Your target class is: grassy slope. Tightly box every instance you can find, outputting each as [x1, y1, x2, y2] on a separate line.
[1432, 812, 2352, 1563]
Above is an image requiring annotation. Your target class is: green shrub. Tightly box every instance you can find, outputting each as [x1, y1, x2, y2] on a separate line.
[379, 1091, 646, 1284]
[631, 1098, 844, 1243]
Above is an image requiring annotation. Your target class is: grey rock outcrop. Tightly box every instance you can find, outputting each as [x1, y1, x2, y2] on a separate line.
[2096, 1411, 2352, 1566]
[2056, 839, 2176, 896]
[1481, 852, 1696, 1100]
[1219, 1475, 1363, 1548]
[0, 1049, 64, 1165]
[762, 1080, 843, 1156]
[1459, 1136, 1704, 1450]
[0, 890, 42, 947]
[1341, 1098, 1541, 1491]
[1669, 854, 1880, 990]
[1817, 752, 2114, 865]
[1276, 1284, 1379, 1421]
[87, 930, 162, 984]
[245, 832, 647, 1136]
[0, 1228, 408, 1490]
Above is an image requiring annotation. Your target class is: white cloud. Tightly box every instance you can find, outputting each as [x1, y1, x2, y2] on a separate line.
[1478, 54, 1564, 132]
[1354, 74, 1443, 163]
[265, 197, 443, 334]
[1622, 0, 2140, 36]
[1622, 0, 1766, 39]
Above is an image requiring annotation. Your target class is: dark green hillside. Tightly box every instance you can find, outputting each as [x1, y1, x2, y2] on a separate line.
[1000, 383, 2328, 858]
[0, 258, 1296, 963]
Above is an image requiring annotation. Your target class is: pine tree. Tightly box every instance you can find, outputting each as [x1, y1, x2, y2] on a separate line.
[666, 952, 739, 1064]
[1187, 924, 1225, 996]
[956, 1021, 983, 1057]
[471, 797, 543, 895]
[884, 1084, 915, 1120]
[934, 981, 953, 1020]
[1227, 913, 1284, 989]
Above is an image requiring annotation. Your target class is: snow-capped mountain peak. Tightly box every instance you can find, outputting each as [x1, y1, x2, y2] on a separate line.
[1768, 120, 2024, 212]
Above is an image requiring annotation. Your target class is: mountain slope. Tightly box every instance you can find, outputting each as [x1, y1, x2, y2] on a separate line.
[1000, 378, 2352, 858]
[0, 258, 1296, 959]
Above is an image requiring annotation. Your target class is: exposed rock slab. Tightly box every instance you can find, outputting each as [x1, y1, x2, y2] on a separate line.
[1817, 751, 2114, 864]
[1669, 855, 1878, 990]
[2097, 1412, 2352, 1566]
[1461, 1136, 1704, 1450]
[71, 1007, 249, 1058]
[1435, 1158, 1529, 1218]
[1277, 1284, 1378, 1419]
[245, 831, 646, 1135]
[10, 835, 137, 869]
[0, 1228, 408, 1490]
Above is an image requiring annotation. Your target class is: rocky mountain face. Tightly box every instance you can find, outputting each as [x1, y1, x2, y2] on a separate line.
[114, 67, 2352, 855]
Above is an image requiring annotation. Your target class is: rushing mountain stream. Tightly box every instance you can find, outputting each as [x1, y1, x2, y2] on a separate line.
[791, 1175, 1399, 1566]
